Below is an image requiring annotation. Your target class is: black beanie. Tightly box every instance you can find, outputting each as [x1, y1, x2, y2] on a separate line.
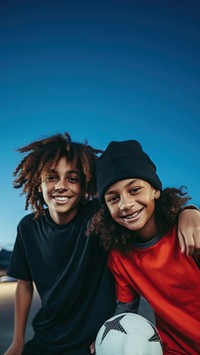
[96, 140, 162, 203]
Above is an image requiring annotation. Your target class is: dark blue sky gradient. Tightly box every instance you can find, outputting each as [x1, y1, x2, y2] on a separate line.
[1, 0, 200, 248]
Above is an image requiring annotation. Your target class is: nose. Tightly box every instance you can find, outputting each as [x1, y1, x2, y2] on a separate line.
[119, 197, 134, 211]
[54, 179, 68, 191]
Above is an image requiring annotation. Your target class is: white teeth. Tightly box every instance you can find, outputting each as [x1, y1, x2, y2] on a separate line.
[54, 197, 69, 201]
[123, 210, 140, 220]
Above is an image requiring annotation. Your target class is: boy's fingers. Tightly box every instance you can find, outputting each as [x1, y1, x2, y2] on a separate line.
[192, 232, 200, 255]
[178, 231, 186, 254]
[178, 231, 196, 256]
[90, 342, 95, 354]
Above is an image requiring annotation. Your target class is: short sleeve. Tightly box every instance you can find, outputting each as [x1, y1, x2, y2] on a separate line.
[108, 252, 137, 303]
[7, 224, 32, 281]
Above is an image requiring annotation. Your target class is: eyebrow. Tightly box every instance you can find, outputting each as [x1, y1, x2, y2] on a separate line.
[106, 179, 139, 195]
[48, 168, 81, 175]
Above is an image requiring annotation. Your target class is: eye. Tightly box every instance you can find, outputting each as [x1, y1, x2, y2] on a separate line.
[130, 186, 141, 194]
[45, 175, 58, 182]
[67, 175, 81, 183]
[106, 195, 119, 204]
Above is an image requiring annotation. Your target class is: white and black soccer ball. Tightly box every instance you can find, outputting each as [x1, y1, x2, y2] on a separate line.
[95, 313, 163, 355]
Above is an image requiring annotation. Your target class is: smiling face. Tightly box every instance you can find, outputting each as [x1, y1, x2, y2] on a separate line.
[104, 178, 161, 241]
[40, 156, 84, 224]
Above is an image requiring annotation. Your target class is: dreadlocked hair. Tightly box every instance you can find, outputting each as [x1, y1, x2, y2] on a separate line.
[13, 132, 103, 218]
[87, 186, 191, 252]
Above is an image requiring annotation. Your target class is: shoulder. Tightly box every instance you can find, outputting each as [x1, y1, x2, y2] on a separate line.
[18, 212, 35, 226]
[108, 249, 121, 262]
[17, 212, 45, 230]
[108, 250, 123, 271]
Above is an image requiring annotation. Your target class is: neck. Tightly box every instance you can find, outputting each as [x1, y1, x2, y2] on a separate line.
[49, 207, 79, 225]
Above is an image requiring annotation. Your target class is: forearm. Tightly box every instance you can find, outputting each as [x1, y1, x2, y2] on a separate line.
[115, 294, 140, 315]
[12, 280, 34, 346]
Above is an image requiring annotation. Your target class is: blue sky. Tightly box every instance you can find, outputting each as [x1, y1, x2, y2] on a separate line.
[1, 0, 200, 249]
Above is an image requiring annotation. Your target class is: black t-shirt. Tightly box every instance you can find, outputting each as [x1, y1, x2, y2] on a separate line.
[8, 200, 116, 353]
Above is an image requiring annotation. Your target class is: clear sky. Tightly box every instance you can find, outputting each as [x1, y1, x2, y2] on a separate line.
[1, 0, 200, 249]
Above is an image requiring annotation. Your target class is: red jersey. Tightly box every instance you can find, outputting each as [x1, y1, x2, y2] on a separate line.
[108, 225, 200, 355]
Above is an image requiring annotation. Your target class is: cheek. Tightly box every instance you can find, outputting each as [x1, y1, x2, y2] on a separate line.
[146, 197, 156, 214]
[39, 184, 50, 199]
[76, 184, 84, 196]
[145, 191, 156, 203]
[107, 205, 117, 220]
[40, 184, 46, 194]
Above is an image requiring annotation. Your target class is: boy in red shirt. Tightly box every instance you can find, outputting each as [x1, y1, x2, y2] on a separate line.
[89, 140, 200, 354]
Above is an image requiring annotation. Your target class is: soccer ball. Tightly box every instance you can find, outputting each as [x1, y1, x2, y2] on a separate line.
[95, 313, 163, 355]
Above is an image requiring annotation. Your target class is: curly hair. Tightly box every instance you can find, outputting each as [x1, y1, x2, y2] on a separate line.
[13, 132, 103, 218]
[87, 186, 191, 252]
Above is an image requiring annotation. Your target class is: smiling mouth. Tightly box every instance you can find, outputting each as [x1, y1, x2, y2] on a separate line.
[121, 208, 143, 221]
[53, 196, 70, 202]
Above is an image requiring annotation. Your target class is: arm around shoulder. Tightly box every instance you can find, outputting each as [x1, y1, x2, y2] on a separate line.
[178, 206, 200, 256]
[3, 280, 34, 355]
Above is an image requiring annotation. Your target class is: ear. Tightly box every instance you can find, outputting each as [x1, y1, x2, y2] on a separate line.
[38, 186, 42, 192]
[154, 190, 161, 199]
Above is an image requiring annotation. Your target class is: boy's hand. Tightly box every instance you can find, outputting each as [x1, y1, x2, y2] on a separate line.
[178, 208, 200, 256]
[90, 341, 95, 354]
